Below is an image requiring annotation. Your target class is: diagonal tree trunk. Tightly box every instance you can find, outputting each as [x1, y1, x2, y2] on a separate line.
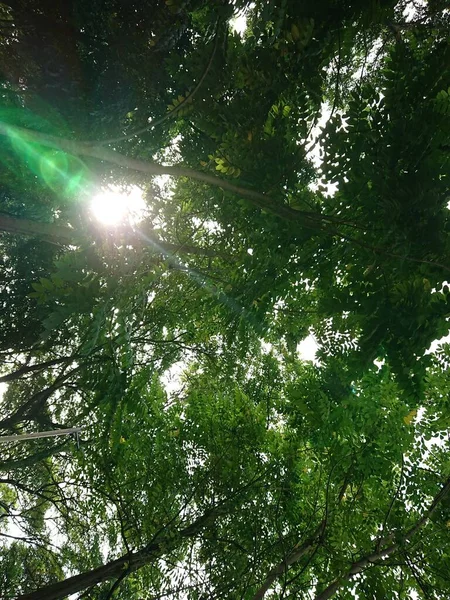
[251, 520, 325, 600]
[0, 212, 219, 257]
[16, 506, 224, 600]
[0, 124, 337, 229]
[0, 356, 77, 384]
[0, 366, 82, 431]
[2, 127, 447, 274]
[17, 549, 147, 600]
[0, 213, 75, 245]
[314, 476, 450, 600]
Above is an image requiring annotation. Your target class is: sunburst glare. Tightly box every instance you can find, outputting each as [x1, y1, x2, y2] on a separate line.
[90, 186, 146, 226]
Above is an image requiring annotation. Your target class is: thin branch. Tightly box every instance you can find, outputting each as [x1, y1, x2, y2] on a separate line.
[334, 229, 450, 275]
[329, 27, 341, 121]
[0, 124, 363, 229]
[376, 455, 405, 552]
[403, 550, 432, 600]
[0, 211, 221, 258]
[314, 476, 450, 600]
[250, 521, 325, 600]
[98, 22, 221, 146]
[104, 567, 130, 600]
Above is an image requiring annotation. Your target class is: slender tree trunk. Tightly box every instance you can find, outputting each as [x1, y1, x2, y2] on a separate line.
[0, 213, 75, 245]
[17, 547, 150, 600]
[0, 356, 75, 384]
[251, 520, 325, 600]
[16, 506, 224, 600]
[0, 440, 67, 472]
[0, 366, 81, 431]
[0, 212, 220, 258]
[314, 476, 450, 600]
[0, 124, 337, 228]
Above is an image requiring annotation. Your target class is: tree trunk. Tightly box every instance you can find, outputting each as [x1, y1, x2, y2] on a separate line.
[0, 356, 74, 384]
[16, 506, 224, 600]
[0, 124, 337, 229]
[0, 213, 75, 245]
[0, 212, 219, 257]
[17, 547, 151, 600]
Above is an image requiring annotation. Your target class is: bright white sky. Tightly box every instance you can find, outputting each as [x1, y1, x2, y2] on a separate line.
[297, 334, 319, 363]
[230, 12, 249, 35]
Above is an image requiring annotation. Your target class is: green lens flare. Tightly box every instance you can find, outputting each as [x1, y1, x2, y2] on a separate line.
[7, 127, 88, 197]
[40, 151, 69, 189]
[40, 151, 87, 196]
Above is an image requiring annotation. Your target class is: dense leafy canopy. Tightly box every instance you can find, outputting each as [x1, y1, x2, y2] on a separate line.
[0, 0, 450, 599]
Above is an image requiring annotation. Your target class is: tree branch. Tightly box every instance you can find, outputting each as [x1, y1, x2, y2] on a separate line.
[314, 476, 450, 600]
[97, 22, 222, 146]
[2, 126, 448, 274]
[0, 212, 220, 258]
[0, 213, 75, 245]
[250, 520, 326, 600]
[16, 504, 227, 600]
[0, 356, 75, 384]
[0, 365, 83, 431]
[0, 124, 351, 229]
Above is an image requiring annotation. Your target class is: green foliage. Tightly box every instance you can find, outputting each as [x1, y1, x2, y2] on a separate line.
[0, 1, 449, 599]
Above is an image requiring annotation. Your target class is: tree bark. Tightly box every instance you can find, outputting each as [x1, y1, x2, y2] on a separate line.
[16, 506, 224, 600]
[314, 476, 450, 600]
[0, 356, 75, 384]
[0, 366, 81, 431]
[17, 550, 147, 600]
[0, 212, 219, 258]
[251, 520, 325, 600]
[0, 124, 342, 229]
[0, 440, 67, 472]
[0, 213, 75, 245]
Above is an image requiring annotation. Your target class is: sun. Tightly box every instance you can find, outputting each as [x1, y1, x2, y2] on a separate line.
[90, 186, 146, 226]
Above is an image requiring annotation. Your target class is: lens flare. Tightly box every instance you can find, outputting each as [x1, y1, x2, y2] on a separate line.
[7, 127, 88, 196]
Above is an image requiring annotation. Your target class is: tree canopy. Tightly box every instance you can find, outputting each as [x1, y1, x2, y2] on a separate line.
[0, 0, 450, 599]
